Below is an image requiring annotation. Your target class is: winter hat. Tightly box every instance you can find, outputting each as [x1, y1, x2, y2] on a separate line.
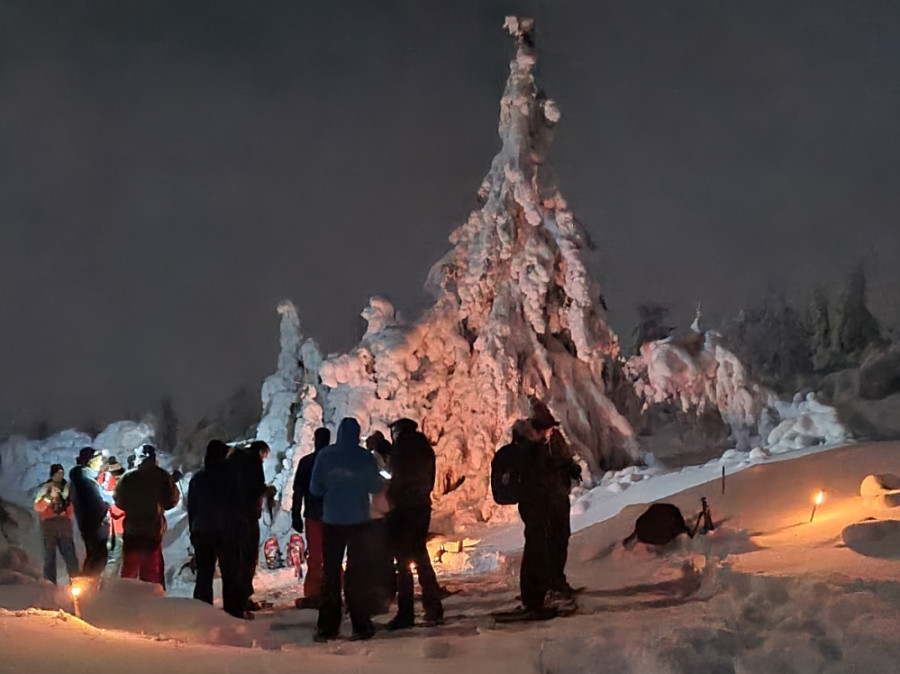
[49, 463, 64, 478]
[205, 439, 229, 462]
[529, 399, 559, 431]
[249, 440, 270, 457]
[389, 418, 418, 435]
[106, 456, 125, 475]
[76, 446, 95, 466]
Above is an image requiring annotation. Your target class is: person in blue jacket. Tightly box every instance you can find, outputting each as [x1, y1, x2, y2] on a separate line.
[310, 417, 384, 642]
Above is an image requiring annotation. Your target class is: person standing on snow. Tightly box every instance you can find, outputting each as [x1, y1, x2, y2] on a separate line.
[69, 448, 110, 576]
[227, 440, 271, 614]
[113, 445, 180, 588]
[513, 399, 581, 618]
[310, 417, 384, 642]
[34, 463, 80, 584]
[364, 431, 396, 614]
[291, 427, 330, 609]
[384, 418, 444, 630]
[188, 440, 245, 618]
[98, 456, 127, 580]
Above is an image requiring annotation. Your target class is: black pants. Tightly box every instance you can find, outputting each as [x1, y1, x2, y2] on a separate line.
[193, 532, 244, 618]
[518, 500, 552, 610]
[547, 495, 571, 591]
[41, 518, 79, 584]
[318, 521, 374, 638]
[238, 520, 260, 609]
[80, 520, 109, 577]
[361, 518, 395, 613]
[387, 506, 443, 621]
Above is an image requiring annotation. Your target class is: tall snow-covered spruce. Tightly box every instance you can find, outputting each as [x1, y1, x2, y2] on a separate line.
[269, 17, 641, 528]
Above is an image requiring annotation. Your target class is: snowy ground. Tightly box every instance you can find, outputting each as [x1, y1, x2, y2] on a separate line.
[3, 440, 900, 673]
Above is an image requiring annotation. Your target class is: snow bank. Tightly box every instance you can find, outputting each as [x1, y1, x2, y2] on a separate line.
[768, 392, 848, 453]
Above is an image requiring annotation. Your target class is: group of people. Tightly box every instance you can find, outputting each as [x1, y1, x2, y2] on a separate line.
[291, 417, 444, 641]
[185, 439, 272, 618]
[34, 444, 180, 587]
[34, 397, 582, 636]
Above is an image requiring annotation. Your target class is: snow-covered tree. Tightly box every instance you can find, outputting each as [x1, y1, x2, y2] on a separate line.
[290, 17, 641, 527]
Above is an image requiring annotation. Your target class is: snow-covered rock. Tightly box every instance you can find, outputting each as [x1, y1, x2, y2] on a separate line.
[767, 393, 848, 454]
[92, 420, 155, 459]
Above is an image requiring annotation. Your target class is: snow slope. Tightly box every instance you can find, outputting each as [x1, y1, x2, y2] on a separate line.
[4, 440, 900, 674]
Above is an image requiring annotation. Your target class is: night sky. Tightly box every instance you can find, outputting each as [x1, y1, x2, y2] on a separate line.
[2, 0, 899, 433]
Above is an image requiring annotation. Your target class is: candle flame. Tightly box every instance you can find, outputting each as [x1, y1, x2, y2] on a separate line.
[70, 585, 82, 598]
[815, 491, 824, 505]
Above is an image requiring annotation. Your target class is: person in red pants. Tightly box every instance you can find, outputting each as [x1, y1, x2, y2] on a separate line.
[291, 427, 330, 609]
[113, 446, 180, 588]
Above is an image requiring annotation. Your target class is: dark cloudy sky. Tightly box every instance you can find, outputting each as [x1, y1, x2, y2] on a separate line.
[2, 0, 899, 434]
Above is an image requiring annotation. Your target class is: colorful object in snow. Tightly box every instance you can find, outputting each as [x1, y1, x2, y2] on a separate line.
[286, 533, 305, 579]
[264, 536, 286, 570]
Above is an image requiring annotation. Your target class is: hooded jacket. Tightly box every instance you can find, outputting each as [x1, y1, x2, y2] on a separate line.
[309, 418, 383, 526]
[188, 445, 240, 538]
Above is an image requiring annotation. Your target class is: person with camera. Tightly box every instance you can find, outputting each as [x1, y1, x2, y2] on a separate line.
[33, 463, 80, 584]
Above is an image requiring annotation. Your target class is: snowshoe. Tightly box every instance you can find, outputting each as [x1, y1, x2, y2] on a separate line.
[491, 606, 560, 623]
[286, 533, 305, 578]
[263, 537, 286, 570]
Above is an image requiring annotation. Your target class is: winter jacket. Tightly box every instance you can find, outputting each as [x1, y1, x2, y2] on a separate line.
[387, 428, 436, 508]
[292, 434, 330, 524]
[227, 447, 267, 522]
[310, 418, 383, 526]
[515, 423, 580, 506]
[69, 465, 110, 534]
[100, 473, 126, 537]
[33, 480, 74, 522]
[187, 453, 240, 539]
[113, 461, 180, 547]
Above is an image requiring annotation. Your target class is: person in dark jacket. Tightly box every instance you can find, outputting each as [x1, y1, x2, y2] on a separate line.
[291, 427, 330, 609]
[514, 399, 581, 617]
[384, 418, 443, 630]
[113, 445, 180, 588]
[310, 417, 384, 642]
[227, 440, 270, 613]
[34, 464, 80, 584]
[188, 440, 244, 618]
[364, 431, 396, 614]
[69, 448, 110, 576]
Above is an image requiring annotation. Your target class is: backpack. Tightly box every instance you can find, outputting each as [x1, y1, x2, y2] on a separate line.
[491, 443, 524, 505]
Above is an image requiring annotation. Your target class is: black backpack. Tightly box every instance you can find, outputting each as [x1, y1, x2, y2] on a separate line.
[491, 443, 524, 505]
